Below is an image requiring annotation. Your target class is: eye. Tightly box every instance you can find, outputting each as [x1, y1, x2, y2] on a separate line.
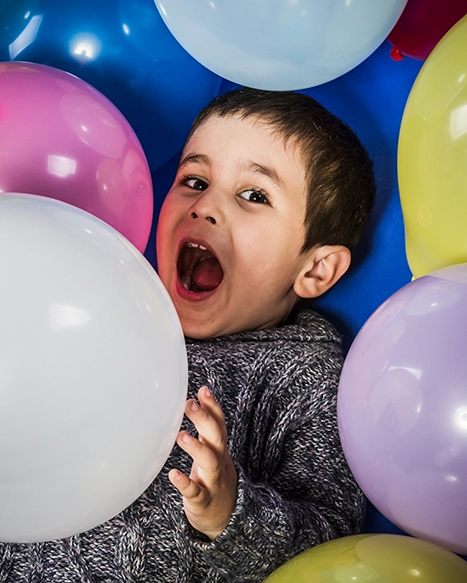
[238, 189, 270, 205]
[180, 175, 208, 191]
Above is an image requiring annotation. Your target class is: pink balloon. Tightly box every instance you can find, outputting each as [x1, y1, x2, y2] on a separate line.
[338, 264, 467, 555]
[0, 62, 153, 253]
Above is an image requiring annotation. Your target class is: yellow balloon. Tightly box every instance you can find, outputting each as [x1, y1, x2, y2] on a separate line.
[398, 14, 467, 278]
[263, 534, 467, 582]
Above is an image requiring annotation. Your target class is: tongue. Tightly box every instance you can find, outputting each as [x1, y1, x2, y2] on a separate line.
[192, 258, 223, 291]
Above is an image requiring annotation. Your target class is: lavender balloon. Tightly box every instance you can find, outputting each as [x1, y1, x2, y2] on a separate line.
[338, 264, 467, 555]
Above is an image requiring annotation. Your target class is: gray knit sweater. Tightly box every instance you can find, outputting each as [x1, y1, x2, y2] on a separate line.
[0, 310, 364, 582]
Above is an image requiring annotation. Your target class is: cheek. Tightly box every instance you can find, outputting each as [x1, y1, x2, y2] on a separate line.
[233, 240, 286, 291]
[156, 198, 173, 233]
[241, 246, 300, 302]
[156, 199, 178, 253]
[155, 235, 172, 287]
[245, 238, 292, 273]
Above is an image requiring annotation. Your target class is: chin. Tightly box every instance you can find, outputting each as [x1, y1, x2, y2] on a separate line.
[182, 318, 240, 340]
[179, 318, 216, 340]
[183, 328, 216, 341]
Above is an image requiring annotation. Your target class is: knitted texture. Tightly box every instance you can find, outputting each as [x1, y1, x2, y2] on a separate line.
[0, 310, 365, 582]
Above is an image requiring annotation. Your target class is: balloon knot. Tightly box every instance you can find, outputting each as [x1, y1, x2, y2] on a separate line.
[390, 47, 404, 61]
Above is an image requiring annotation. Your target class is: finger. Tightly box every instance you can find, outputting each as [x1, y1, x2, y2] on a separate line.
[184, 399, 226, 453]
[168, 469, 208, 505]
[197, 386, 228, 441]
[176, 430, 221, 480]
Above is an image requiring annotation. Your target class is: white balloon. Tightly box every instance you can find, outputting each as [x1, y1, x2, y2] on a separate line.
[0, 193, 187, 543]
[155, 0, 408, 90]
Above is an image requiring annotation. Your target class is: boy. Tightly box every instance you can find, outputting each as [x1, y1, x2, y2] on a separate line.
[0, 88, 375, 581]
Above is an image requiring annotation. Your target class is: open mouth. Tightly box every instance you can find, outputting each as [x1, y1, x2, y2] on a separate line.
[177, 242, 224, 293]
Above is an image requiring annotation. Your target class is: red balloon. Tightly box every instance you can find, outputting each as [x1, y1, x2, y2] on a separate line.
[388, 0, 467, 60]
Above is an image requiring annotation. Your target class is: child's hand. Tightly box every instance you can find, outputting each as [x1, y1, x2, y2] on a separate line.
[168, 386, 238, 540]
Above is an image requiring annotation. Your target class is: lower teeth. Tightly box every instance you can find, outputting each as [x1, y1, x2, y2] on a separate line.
[181, 275, 192, 291]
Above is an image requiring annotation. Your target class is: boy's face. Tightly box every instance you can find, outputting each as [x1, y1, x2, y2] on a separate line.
[156, 114, 310, 339]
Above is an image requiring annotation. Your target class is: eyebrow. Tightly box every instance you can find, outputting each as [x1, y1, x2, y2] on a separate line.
[178, 153, 210, 169]
[248, 161, 283, 189]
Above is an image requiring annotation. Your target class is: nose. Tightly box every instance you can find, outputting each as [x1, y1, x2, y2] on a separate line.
[189, 190, 223, 225]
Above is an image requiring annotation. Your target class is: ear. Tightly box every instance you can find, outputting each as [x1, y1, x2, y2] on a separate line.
[293, 245, 351, 299]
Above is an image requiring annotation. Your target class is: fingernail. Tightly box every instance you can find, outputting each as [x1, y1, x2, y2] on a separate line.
[190, 400, 199, 411]
[181, 432, 192, 443]
[204, 386, 211, 397]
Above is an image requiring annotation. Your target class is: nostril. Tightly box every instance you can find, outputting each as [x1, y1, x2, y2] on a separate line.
[190, 211, 216, 224]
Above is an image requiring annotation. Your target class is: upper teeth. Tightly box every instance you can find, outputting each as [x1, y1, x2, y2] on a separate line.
[187, 242, 207, 250]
